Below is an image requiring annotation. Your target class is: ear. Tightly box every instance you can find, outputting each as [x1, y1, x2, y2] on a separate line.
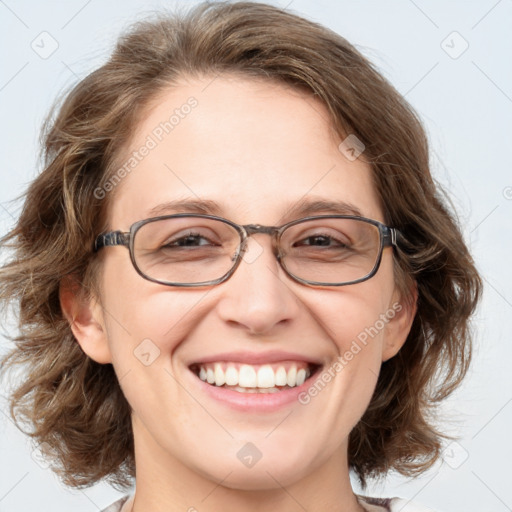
[59, 275, 112, 364]
[381, 281, 418, 362]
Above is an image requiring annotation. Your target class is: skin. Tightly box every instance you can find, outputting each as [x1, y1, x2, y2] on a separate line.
[61, 74, 416, 512]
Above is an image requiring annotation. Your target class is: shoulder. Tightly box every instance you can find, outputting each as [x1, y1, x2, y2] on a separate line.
[357, 495, 441, 512]
[100, 495, 130, 512]
[102, 494, 439, 512]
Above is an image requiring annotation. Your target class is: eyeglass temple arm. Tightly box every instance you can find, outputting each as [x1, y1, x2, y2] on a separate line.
[94, 231, 130, 252]
[383, 227, 401, 247]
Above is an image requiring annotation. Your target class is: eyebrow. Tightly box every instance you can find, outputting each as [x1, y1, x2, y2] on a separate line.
[147, 197, 364, 222]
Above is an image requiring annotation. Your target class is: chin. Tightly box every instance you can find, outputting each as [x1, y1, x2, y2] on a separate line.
[194, 450, 316, 491]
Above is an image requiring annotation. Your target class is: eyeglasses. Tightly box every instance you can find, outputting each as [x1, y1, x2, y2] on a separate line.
[94, 214, 401, 287]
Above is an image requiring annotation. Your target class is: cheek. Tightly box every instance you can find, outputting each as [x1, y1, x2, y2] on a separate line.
[306, 269, 396, 387]
[311, 283, 393, 352]
[98, 283, 205, 431]
[98, 254, 207, 369]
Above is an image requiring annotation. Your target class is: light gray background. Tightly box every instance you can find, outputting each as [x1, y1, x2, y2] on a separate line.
[1, 1, 511, 511]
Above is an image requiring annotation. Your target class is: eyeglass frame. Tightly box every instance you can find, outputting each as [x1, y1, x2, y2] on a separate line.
[93, 213, 401, 288]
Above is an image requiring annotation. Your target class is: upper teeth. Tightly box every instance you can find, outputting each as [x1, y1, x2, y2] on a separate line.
[196, 362, 311, 388]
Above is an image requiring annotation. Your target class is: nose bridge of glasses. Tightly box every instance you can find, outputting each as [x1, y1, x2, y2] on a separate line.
[239, 224, 281, 257]
[243, 224, 278, 237]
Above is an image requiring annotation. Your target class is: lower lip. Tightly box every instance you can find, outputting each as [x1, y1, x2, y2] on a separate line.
[188, 367, 321, 412]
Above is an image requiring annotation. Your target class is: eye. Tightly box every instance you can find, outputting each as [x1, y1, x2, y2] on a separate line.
[162, 232, 218, 248]
[292, 231, 351, 249]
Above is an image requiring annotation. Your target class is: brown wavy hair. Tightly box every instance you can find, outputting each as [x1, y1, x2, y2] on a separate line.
[0, 1, 481, 490]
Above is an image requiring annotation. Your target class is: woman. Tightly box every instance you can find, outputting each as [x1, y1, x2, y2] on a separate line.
[0, 2, 482, 511]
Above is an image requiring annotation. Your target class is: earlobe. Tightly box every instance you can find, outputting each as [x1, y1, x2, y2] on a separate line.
[381, 282, 418, 362]
[59, 276, 112, 364]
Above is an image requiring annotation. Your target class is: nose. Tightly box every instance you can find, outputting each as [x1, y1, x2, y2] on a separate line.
[215, 236, 301, 335]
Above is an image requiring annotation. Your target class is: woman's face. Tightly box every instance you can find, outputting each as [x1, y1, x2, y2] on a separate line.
[78, 75, 413, 490]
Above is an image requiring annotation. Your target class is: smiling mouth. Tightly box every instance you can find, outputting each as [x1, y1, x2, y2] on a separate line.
[189, 361, 321, 393]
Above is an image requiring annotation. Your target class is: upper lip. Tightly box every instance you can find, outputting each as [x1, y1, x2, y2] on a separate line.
[188, 350, 324, 367]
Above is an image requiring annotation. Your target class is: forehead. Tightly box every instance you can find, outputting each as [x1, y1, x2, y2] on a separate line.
[108, 74, 382, 228]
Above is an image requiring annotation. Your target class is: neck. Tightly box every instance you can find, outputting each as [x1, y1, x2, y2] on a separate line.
[129, 418, 366, 512]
